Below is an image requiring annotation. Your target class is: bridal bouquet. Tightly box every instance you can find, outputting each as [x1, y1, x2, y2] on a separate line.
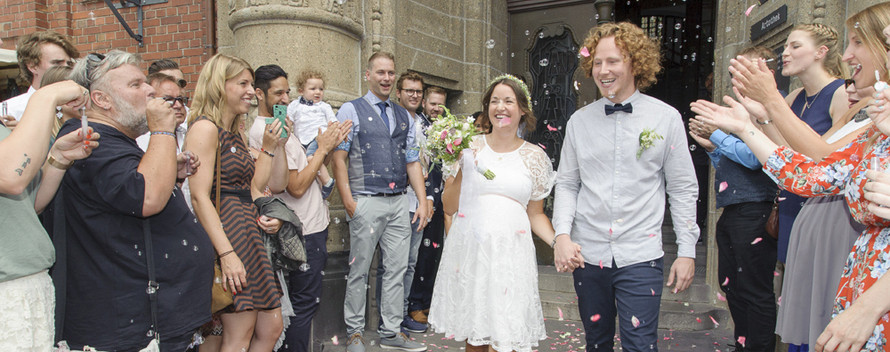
[422, 106, 495, 179]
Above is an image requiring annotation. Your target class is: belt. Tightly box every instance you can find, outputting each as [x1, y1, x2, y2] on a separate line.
[364, 190, 407, 197]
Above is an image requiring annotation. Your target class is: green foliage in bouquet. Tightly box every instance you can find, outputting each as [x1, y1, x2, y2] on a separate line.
[422, 105, 479, 168]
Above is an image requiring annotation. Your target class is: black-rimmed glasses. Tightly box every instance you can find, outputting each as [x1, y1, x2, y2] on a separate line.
[401, 89, 423, 96]
[161, 96, 189, 106]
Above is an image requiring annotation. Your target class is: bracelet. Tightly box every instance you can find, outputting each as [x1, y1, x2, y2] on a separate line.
[550, 233, 567, 248]
[260, 148, 275, 157]
[151, 131, 176, 137]
[755, 119, 773, 125]
[47, 154, 72, 170]
[324, 178, 335, 188]
[218, 250, 235, 259]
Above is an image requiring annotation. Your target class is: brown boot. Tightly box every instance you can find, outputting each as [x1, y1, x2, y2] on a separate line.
[410, 310, 428, 324]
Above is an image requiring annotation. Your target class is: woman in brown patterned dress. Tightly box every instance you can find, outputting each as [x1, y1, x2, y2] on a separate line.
[186, 53, 290, 351]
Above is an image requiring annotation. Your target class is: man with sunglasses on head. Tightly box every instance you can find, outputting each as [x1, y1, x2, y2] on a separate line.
[2, 31, 78, 128]
[148, 59, 188, 89]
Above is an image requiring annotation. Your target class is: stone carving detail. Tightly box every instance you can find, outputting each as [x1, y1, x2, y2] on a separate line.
[371, 0, 382, 52]
[813, 0, 826, 24]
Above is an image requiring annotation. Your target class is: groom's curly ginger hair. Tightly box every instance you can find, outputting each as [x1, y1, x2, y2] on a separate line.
[580, 22, 662, 91]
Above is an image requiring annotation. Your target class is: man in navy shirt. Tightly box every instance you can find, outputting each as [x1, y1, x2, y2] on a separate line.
[54, 50, 212, 351]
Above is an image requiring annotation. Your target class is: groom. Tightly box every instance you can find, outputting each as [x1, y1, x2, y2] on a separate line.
[552, 22, 700, 351]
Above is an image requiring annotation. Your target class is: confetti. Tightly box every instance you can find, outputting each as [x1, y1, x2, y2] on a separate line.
[558, 307, 565, 320]
[722, 277, 729, 286]
[631, 316, 640, 328]
[717, 293, 726, 301]
[599, 260, 603, 269]
[517, 229, 527, 234]
[751, 237, 762, 245]
[777, 296, 783, 305]
[650, 288, 656, 296]
[709, 315, 719, 327]
[745, 4, 756, 16]
[696, 317, 701, 323]
[737, 336, 746, 347]
[457, 213, 465, 218]
[349, 257, 356, 265]
[648, 233, 656, 238]
[590, 314, 601, 322]
[332, 336, 339, 345]
[580, 47, 590, 57]
[774, 271, 780, 277]
[432, 242, 440, 248]
[547, 124, 558, 132]
[718, 181, 728, 192]
[538, 143, 547, 150]
[389, 182, 396, 189]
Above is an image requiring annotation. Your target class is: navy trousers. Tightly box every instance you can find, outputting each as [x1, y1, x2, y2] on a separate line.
[407, 204, 445, 312]
[281, 229, 328, 352]
[574, 258, 663, 352]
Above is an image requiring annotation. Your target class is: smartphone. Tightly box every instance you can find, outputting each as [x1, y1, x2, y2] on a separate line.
[265, 105, 288, 138]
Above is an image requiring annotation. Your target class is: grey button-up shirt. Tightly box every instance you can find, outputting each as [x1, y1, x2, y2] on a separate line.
[553, 91, 700, 268]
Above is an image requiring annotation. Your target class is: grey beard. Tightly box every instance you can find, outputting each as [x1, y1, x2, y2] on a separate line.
[113, 96, 150, 136]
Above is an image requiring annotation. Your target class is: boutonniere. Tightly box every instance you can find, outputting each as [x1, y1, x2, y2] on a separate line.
[637, 128, 664, 159]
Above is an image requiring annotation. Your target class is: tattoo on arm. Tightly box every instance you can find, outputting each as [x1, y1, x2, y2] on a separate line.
[15, 153, 31, 176]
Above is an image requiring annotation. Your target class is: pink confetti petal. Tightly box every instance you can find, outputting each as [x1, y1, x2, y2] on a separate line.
[558, 307, 565, 320]
[389, 182, 396, 190]
[432, 242, 439, 248]
[745, 4, 756, 16]
[738, 336, 746, 347]
[547, 124, 558, 132]
[751, 237, 762, 245]
[457, 213, 465, 218]
[349, 257, 356, 265]
[718, 181, 728, 192]
[538, 143, 547, 150]
[332, 336, 339, 345]
[631, 315, 640, 328]
[709, 315, 719, 327]
[516, 229, 527, 234]
[777, 295, 782, 305]
[774, 271, 780, 276]
[648, 233, 656, 238]
[696, 317, 702, 323]
[722, 277, 729, 286]
[650, 288, 656, 296]
[599, 260, 603, 269]
[580, 47, 590, 57]
[590, 314, 601, 322]
[717, 292, 726, 301]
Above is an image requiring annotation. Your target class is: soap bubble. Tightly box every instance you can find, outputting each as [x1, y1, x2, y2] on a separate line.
[485, 39, 495, 49]
[539, 58, 549, 66]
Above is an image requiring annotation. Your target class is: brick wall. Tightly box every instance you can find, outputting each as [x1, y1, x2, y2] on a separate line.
[0, 0, 215, 91]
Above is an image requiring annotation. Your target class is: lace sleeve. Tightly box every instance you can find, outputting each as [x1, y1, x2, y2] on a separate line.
[520, 144, 556, 201]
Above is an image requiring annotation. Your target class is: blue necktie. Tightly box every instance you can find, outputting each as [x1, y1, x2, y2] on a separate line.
[376, 102, 390, 130]
[605, 103, 633, 115]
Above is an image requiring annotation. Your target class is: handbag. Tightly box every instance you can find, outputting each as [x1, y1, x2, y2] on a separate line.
[765, 190, 780, 240]
[211, 138, 234, 313]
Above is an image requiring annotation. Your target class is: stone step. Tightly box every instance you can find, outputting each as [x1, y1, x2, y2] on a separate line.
[538, 263, 576, 294]
[540, 289, 581, 321]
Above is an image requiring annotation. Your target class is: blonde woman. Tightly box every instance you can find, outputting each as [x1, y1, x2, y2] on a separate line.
[186, 53, 289, 351]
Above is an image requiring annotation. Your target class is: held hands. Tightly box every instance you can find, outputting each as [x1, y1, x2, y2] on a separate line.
[220, 252, 247, 294]
[50, 127, 100, 164]
[690, 96, 753, 136]
[146, 97, 177, 133]
[729, 55, 780, 104]
[553, 235, 584, 273]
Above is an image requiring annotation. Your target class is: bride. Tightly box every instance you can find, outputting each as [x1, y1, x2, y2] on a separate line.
[428, 74, 565, 352]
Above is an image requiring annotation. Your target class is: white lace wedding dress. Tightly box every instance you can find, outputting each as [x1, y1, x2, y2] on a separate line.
[428, 135, 555, 352]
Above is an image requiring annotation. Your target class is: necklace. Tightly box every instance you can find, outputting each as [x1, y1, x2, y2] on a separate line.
[798, 88, 823, 117]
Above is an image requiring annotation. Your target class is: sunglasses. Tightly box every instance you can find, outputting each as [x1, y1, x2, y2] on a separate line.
[84, 53, 106, 90]
[845, 79, 855, 89]
[161, 96, 189, 106]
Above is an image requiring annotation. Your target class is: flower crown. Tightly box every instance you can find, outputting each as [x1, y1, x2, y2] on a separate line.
[488, 74, 533, 108]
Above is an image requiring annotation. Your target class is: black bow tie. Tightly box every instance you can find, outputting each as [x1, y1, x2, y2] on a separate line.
[299, 97, 314, 106]
[605, 103, 633, 115]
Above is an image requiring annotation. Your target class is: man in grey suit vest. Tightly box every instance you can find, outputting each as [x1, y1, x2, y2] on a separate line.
[333, 51, 429, 352]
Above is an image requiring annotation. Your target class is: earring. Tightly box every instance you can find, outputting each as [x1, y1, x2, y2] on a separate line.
[56, 106, 63, 119]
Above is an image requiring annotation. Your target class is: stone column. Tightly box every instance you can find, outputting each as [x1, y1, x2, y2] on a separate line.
[226, 0, 363, 107]
[594, 0, 615, 25]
